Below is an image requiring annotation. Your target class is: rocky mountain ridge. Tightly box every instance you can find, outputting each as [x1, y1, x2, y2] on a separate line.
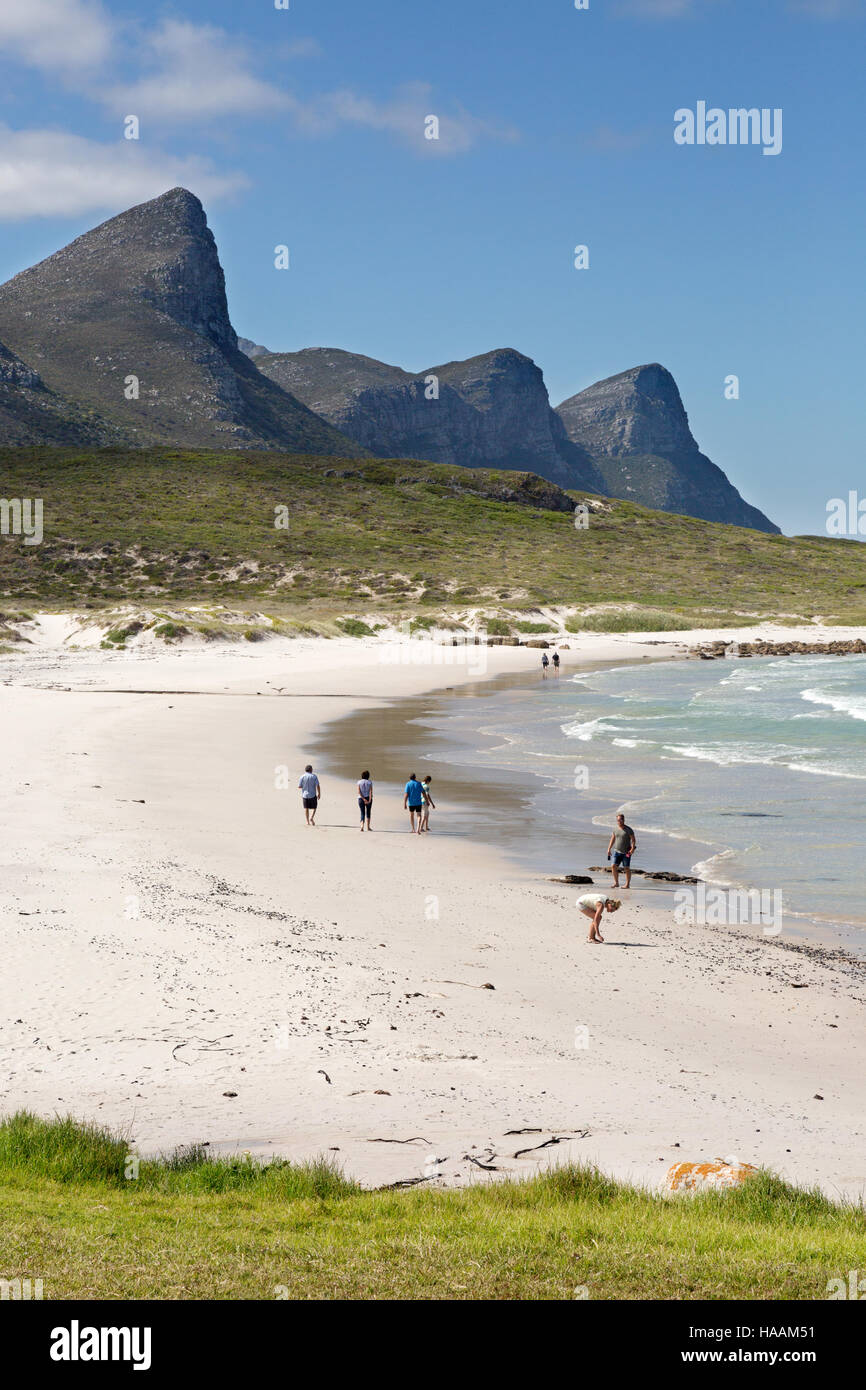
[0, 186, 777, 531]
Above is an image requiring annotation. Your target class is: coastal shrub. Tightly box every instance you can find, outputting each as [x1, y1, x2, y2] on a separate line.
[0, 1112, 356, 1199]
[336, 618, 375, 638]
[566, 609, 693, 633]
[513, 620, 551, 633]
[0, 1111, 130, 1186]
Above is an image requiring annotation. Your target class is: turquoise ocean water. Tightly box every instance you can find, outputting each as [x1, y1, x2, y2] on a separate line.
[416, 654, 866, 939]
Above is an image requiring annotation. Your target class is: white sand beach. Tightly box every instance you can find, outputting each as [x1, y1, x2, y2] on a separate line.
[1, 622, 864, 1196]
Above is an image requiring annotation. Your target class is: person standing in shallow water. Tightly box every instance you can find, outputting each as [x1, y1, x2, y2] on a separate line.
[607, 812, 636, 888]
[552, 651, 560, 674]
[541, 652, 550, 677]
[403, 773, 425, 833]
[358, 771, 373, 832]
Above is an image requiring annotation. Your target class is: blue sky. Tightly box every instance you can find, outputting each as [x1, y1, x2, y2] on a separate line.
[0, 0, 863, 535]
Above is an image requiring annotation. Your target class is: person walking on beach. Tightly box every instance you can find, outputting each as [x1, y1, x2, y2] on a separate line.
[419, 775, 436, 832]
[577, 892, 621, 944]
[358, 770, 373, 832]
[552, 651, 560, 674]
[298, 764, 321, 826]
[541, 652, 550, 677]
[404, 773, 425, 833]
[607, 812, 636, 888]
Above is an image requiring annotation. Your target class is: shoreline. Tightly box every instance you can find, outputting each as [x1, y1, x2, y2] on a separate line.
[309, 647, 866, 958]
[1, 624, 865, 1196]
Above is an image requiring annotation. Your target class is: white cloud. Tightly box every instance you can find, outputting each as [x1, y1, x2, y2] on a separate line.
[105, 20, 290, 121]
[105, 29, 511, 152]
[293, 81, 519, 155]
[0, 127, 247, 220]
[0, 9, 512, 175]
[0, 0, 112, 72]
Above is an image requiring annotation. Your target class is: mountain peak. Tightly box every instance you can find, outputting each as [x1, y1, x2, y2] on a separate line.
[556, 363, 695, 460]
[0, 192, 362, 455]
[0, 183, 235, 353]
[555, 364, 778, 532]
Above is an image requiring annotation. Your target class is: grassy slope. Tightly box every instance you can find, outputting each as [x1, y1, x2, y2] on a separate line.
[0, 447, 863, 619]
[1, 1114, 863, 1299]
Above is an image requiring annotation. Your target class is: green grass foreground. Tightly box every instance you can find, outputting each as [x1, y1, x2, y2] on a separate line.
[1, 447, 865, 621]
[1, 1114, 863, 1300]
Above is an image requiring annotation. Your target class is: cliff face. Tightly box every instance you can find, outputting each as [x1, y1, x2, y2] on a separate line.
[0, 189, 362, 455]
[257, 346, 604, 491]
[555, 364, 779, 533]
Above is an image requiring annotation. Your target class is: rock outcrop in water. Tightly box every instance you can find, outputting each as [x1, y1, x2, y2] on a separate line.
[555, 364, 778, 533]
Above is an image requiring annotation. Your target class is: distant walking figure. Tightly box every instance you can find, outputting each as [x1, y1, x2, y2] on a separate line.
[552, 651, 560, 674]
[299, 764, 321, 826]
[541, 652, 550, 677]
[404, 773, 425, 833]
[419, 775, 436, 832]
[577, 893, 621, 944]
[607, 813, 636, 888]
[358, 771, 373, 831]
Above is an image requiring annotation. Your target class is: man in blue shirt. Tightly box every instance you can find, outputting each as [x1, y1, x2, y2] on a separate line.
[298, 764, 321, 826]
[403, 773, 425, 834]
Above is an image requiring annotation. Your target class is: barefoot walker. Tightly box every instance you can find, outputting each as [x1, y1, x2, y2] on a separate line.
[298, 765, 321, 826]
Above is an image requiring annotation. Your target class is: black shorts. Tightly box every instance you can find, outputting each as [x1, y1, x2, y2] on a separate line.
[303, 796, 318, 810]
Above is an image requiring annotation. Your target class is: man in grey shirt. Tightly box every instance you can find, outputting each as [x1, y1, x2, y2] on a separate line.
[298, 764, 321, 826]
[607, 812, 636, 888]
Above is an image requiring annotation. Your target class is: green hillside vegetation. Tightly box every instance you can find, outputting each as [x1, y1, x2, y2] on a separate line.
[1, 1113, 863, 1300]
[0, 448, 863, 624]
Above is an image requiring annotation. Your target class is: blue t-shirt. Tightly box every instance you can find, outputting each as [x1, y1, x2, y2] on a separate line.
[298, 772, 319, 796]
[405, 779, 424, 806]
[358, 779, 373, 799]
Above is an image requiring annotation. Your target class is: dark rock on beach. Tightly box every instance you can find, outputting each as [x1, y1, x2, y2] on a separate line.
[689, 639, 866, 660]
[587, 866, 700, 884]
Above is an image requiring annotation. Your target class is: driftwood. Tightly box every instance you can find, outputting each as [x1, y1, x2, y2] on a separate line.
[378, 1175, 434, 1190]
[429, 979, 495, 990]
[512, 1132, 590, 1158]
[171, 1034, 234, 1064]
[366, 1136, 430, 1145]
